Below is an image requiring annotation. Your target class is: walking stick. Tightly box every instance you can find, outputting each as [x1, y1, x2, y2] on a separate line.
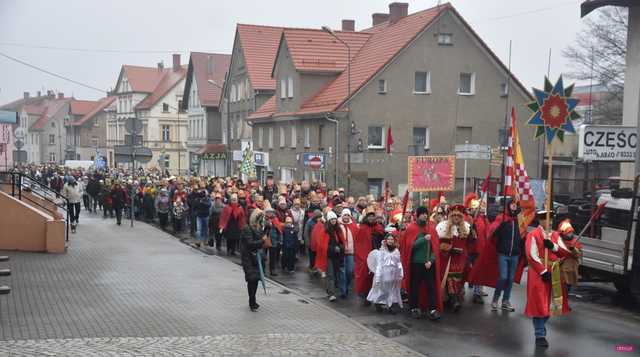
[440, 255, 451, 290]
[256, 250, 267, 294]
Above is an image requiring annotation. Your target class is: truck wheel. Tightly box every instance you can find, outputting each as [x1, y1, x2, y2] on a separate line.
[614, 277, 631, 295]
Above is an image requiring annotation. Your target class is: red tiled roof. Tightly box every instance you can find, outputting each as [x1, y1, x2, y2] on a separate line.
[296, 5, 448, 116]
[196, 143, 226, 154]
[248, 96, 277, 120]
[237, 24, 284, 90]
[30, 99, 69, 130]
[70, 99, 99, 116]
[72, 97, 116, 126]
[278, 29, 371, 74]
[23, 103, 47, 116]
[121, 65, 167, 93]
[136, 66, 187, 110]
[188, 52, 231, 107]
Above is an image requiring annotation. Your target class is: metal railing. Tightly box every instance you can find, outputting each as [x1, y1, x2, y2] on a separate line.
[0, 171, 70, 241]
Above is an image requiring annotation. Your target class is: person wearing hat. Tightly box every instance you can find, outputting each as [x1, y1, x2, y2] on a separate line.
[339, 208, 359, 298]
[436, 204, 471, 312]
[464, 193, 489, 304]
[558, 219, 582, 293]
[354, 210, 385, 305]
[399, 205, 443, 320]
[366, 229, 404, 313]
[240, 209, 270, 312]
[314, 210, 345, 302]
[524, 209, 571, 348]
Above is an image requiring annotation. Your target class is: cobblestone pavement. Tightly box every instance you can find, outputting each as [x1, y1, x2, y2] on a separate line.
[0, 212, 421, 356]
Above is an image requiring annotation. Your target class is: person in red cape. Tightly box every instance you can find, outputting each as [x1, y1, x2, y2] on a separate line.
[557, 219, 582, 293]
[354, 211, 380, 305]
[314, 211, 346, 302]
[468, 200, 526, 312]
[463, 193, 489, 304]
[436, 204, 470, 312]
[525, 210, 571, 348]
[400, 206, 443, 320]
[219, 193, 247, 256]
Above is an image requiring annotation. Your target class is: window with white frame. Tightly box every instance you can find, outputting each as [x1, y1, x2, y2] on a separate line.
[280, 126, 285, 147]
[290, 126, 296, 148]
[287, 76, 294, 98]
[304, 127, 310, 148]
[258, 127, 264, 149]
[458, 72, 475, 95]
[367, 126, 384, 149]
[49, 152, 56, 162]
[280, 167, 294, 184]
[268, 127, 273, 148]
[378, 79, 388, 94]
[414, 71, 431, 94]
[280, 79, 287, 99]
[49, 134, 55, 145]
[245, 78, 250, 98]
[437, 33, 452, 45]
[162, 125, 170, 142]
[413, 127, 430, 149]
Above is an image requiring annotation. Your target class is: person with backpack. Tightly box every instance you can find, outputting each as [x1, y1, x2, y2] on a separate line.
[155, 188, 171, 230]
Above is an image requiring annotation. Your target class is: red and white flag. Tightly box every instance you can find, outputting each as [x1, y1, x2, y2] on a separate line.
[506, 107, 536, 233]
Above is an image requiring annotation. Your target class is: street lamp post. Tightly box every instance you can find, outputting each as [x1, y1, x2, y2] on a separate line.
[322, 26, 351, 194]
[208, 78, 231, 177]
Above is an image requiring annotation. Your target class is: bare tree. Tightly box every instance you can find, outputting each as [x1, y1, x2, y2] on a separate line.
[564, 7, 627, 124]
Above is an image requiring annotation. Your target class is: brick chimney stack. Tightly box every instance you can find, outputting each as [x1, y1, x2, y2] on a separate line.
[172, 54, 181, 71]
[372, 13, 389, 26]
[23, 92, 30, 99]
[341, 19, 355, 32]
[58, 92, 64, 99]
[389, 2, 408, 24]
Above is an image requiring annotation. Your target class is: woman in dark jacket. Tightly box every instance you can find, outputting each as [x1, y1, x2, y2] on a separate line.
[241, 209, 267, 311]
[109, 182, 129, 226]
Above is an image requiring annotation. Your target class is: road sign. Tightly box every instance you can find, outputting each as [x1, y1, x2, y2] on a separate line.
[125, 117, 143, 134]
[454, 144, 491, 160]
[124, 134, 143, 146]
[14, 139, 24, 150]
[13, 127, 25, 140]
[114, 145, 153, 163]
[578, 125, 637, 162]
[13, 150, 26, 163]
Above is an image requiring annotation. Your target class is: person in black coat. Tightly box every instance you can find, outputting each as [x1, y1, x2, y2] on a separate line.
[241, 209, 268, 311]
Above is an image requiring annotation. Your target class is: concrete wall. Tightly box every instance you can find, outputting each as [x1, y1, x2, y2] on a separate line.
[0, 191, 65, 253]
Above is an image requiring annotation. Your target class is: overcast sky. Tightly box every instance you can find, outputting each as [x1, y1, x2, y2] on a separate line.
[0, 0, 589, 105]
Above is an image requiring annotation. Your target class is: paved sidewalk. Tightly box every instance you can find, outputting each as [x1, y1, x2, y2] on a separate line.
[0, 212, 419, 356]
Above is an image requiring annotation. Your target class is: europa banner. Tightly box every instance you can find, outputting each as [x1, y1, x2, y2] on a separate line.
[407, 155, 456, 192]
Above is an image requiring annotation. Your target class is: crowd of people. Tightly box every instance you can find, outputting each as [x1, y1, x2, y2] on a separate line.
[13, 164, 584, 349]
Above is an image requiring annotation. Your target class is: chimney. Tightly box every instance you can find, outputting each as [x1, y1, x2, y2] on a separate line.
[389, 2, 408, 24]
[172, 54, 181, 71]
[37, 91, 41, 97]
[341, 19, 355, 32]
[23, 91, 30, 99]
[58, 92, 64, 99]
[47, 90, 54, 98]
[157, 61, 164, 71]
[372, 13, 389, 26]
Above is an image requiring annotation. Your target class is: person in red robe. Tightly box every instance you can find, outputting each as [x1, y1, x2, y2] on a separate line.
[436, 204, 471, 312]
[557, 219, 582, 293]
[219, 194, 247, 256]
[464, 193, 489, 304]
[354, 211, 380, 305]
[400, 206, 443, 320]
[525, 210, 571, 348]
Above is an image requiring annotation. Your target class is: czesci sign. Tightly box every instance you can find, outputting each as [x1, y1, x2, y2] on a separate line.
[578, 125, 637, 162]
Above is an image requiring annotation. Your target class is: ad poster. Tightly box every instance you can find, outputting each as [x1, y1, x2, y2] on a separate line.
[408, 155, 456, 192]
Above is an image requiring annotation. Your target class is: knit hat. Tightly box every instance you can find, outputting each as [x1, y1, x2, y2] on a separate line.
[326, 211, 338, 221]
[341, 208, 352, 217]
[415, 206, 428, 218]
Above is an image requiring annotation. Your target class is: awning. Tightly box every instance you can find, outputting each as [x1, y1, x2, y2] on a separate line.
[195, 144, 226, 155]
